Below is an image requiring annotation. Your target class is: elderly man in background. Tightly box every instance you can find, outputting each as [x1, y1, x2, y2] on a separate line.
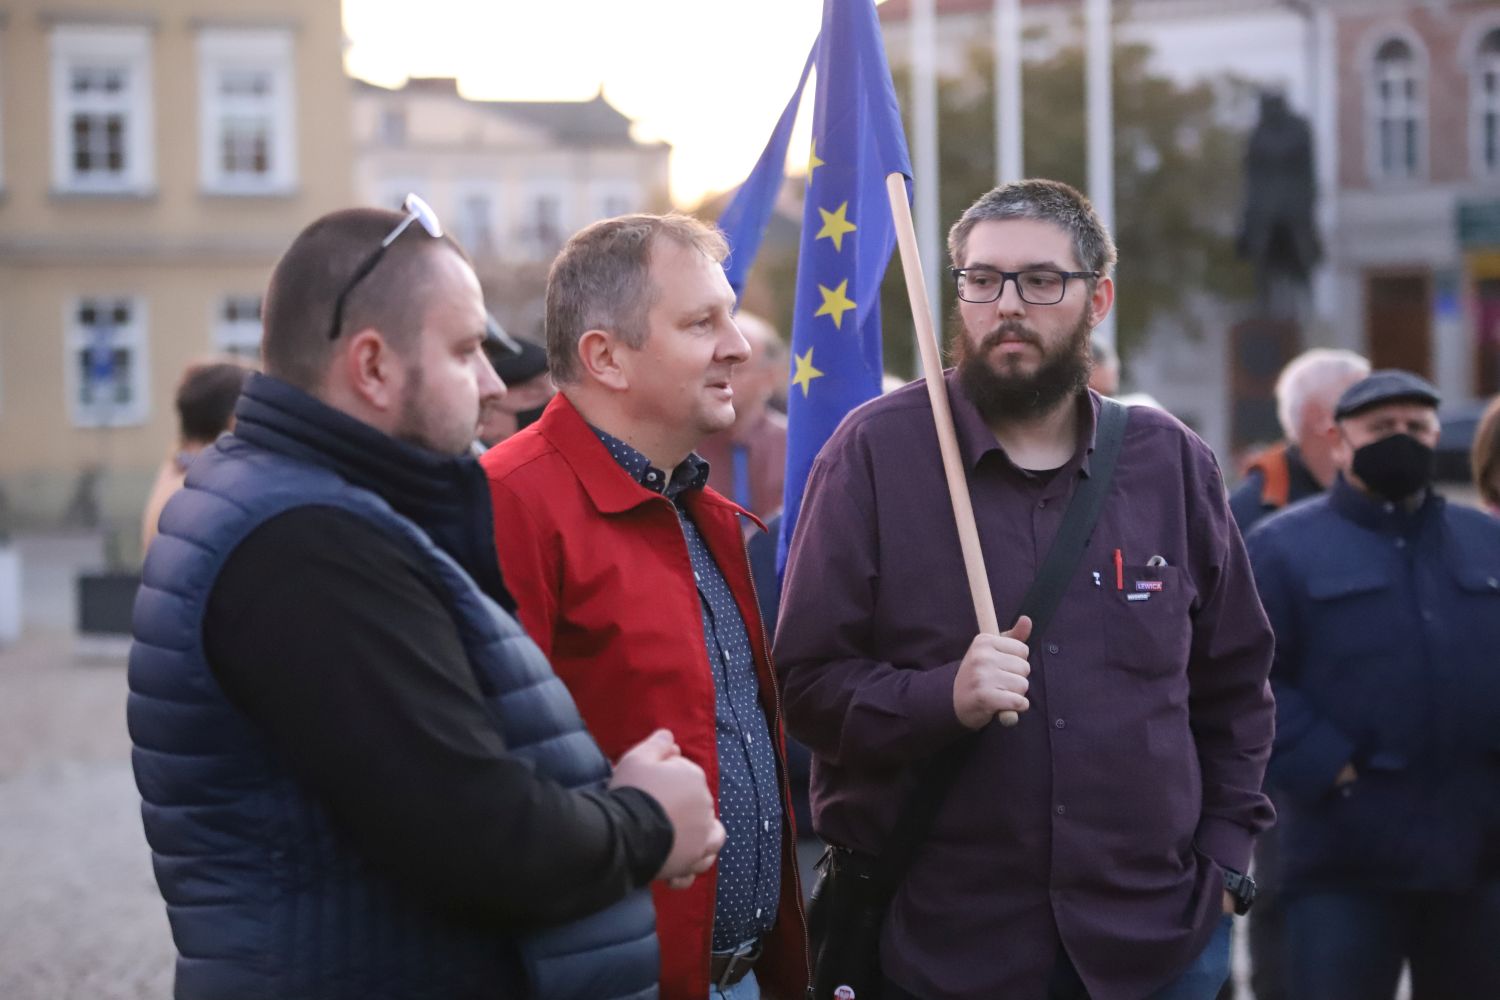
[1230, 348, 1369, 534]
[1247, 370, 1500, 1000]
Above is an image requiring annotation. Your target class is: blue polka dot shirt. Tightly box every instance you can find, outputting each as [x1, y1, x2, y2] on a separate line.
[590, 427, 783, 951]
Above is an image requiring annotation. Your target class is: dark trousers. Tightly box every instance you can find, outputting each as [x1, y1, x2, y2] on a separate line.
[1284, 883, 1500, 1000]
[883, 916, 1232, 1000]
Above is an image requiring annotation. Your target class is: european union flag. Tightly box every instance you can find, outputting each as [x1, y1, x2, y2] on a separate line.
[719, 0, 913, 572]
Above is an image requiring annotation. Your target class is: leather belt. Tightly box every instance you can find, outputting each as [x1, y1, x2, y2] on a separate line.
[709, 938, 762, 990]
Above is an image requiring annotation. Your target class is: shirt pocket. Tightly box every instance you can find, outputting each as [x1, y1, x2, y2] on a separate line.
[1304, 572, 1393, 662]
[1104, 564, 1192, 676]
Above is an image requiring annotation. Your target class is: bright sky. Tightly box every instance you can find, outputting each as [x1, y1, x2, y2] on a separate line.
[342, 0, 834, 207]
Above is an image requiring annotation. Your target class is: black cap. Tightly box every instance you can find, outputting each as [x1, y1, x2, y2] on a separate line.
[483, 314, 550, 385]
[1334, 369, 1441, 421]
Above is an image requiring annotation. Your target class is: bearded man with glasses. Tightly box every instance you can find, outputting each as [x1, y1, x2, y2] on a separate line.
[774, 179, 1276, 1000]
[127, 198, 726, 1000]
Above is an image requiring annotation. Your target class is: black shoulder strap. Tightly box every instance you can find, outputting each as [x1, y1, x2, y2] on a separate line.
[872, 399, 1130, 894]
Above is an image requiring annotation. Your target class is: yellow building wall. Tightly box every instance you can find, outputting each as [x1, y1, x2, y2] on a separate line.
[0, 0, 353, 547]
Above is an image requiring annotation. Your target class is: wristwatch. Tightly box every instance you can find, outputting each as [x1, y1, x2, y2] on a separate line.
[1221, 867, 1257, 915]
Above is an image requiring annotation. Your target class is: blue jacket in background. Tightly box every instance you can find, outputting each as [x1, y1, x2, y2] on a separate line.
[1246, 476, 1500, 893]
[128, 374, 658, 1000]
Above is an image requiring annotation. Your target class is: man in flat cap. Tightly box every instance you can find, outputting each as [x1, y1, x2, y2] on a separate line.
[477, 317, 557, 449]
[1245, 370, 1500, 1000]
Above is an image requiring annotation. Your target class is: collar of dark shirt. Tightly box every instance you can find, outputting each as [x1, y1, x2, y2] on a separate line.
[1329, 473, 1441, 536]
[588, 424, 710, 501]
[947, 371, 1101, 483]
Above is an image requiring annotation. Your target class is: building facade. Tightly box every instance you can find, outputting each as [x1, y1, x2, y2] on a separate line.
[876, 0, 1500, 459]
[1327, 0, 1500, 401]
[352, 77, 670, 340]
[0, 0, 352, 545]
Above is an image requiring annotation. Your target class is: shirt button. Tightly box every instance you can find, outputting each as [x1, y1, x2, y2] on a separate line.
[1056, 805, 1066, 816]
[756, 907, 763, 918]
[1055, 718, 1065, 729]
[1421, 610, 1434, 623]
[1488, 577, 1499, 590]
[763, 819, 771, 832]
[1395, 538, 1406, 549]
[744, 734, 753, 746]
[1037, 499, 1047, 509]
[1047, 643, 1060, 655]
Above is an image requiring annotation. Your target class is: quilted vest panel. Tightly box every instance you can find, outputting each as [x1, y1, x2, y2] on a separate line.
[129, 437, 656, 1000]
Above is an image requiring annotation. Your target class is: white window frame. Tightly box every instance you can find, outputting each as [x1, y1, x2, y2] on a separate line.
[453, 183, 500, 259]
[1364, 31, 1428, 183]
[66, 295, 150, 427]
[49, 24, 155, 195]
[1472, 26, 1500, 178]
[520, 181, 569, 261]
[588, 180, 639, 223]
[197, 28, 297, 195]
[213, 294, 263, 361]
[378, 106, 406, 146]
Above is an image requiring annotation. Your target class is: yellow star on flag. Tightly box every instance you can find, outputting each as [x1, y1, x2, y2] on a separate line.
[815, 279, 857, 330]
[815, 201, 858, 253]
[791, 348, 824, 397]
[808, 139, 825, 179]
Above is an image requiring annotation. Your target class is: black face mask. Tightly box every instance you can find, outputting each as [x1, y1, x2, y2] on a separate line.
[1351, 432, 1435, 502]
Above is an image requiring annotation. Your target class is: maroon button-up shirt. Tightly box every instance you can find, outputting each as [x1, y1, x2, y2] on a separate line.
[774, 378, 1275, 1000]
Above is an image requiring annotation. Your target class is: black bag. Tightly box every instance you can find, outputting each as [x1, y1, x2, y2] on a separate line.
[804, 400, 1129, 1000]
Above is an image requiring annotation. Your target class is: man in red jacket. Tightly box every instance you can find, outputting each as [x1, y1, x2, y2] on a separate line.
[482, 213, 808, 1000]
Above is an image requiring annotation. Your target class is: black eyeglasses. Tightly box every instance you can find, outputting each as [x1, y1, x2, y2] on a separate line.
[950, 267, 1098, 306]
[328, 193, 444, 340]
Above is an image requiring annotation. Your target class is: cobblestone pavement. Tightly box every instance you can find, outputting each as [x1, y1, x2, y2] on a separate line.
[0, 631, 174, 1000]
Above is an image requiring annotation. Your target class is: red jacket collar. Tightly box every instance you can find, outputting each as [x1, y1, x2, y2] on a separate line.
[536, 393, 767, 531]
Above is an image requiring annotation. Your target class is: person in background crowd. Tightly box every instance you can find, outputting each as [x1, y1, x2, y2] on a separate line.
[696, 311, 789, 524]
[1088, 335, 1120, 396]
[140, 359, 250, 550]
[1221, 346, 1367, 1000]
[129, 202, 724, 1000]
[1230, 348, 1370, 534]
[1246, 370, 1500, 1000]
[476, 315, 556, 450]
[1472, 393, 1500, 515]
[775, 179, 1274, 1000]
[483, 213, 809, 1000]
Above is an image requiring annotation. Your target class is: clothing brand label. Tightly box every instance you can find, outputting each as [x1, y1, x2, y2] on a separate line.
[1135, 579, 1164, 592]
[1126, 592, 1151, 602]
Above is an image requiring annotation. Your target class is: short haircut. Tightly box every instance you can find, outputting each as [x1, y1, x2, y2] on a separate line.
[176, 360, 250, 444]
[261, 207, 467, 390]
[1274, 348, 1370, 439]
[1472, 394, 1500, 509]
[947, 179, 1117, 278]
[545, 213, 729, 384]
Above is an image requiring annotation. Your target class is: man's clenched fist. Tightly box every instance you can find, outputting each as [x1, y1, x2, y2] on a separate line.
[952, 615, 1033, 729]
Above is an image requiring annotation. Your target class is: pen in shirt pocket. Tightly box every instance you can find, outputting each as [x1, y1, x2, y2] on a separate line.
[1113, 548, 1124, 590]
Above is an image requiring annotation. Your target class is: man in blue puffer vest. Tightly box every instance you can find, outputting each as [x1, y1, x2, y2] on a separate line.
[127, 201, 727, 1000]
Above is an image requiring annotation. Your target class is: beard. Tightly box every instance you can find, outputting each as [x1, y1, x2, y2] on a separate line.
[952, 307, 1094, 423]
[393, 362, 479, 457]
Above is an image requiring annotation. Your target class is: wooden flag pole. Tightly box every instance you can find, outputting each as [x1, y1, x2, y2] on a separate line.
[884, 172, 1018, 728]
